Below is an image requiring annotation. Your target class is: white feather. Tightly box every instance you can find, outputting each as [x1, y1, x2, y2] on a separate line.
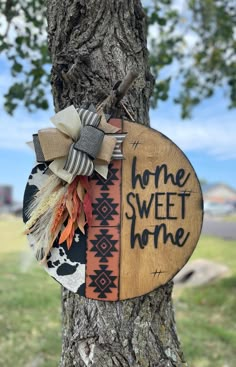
[26, 174, 62, 219]
[25, 175, 68, 261]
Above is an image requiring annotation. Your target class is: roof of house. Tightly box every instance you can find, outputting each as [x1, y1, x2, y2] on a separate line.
[201, 183, 236, 194]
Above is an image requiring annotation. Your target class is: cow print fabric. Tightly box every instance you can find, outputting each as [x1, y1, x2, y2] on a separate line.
[23, 164, 86, 295]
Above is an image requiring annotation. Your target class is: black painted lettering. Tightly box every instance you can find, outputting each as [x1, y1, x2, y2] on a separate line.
[155, 164, 175, 188]
[155, 192, 166, 219]
[125, 192, 136, 220]
[178, 192, 191, 219]
[128, 157, 192, 250]
[130, 217, 144, 249]
[175, 228, 190, 247]
[131, 157, 191, 190]
[132, 156, 145, 189]
[176, 169, 191, 187]
[166, 192, 177, 219]
[136, 194, 154, 218]
[130, 221, 190, 249]
[141, 229, 150, 247]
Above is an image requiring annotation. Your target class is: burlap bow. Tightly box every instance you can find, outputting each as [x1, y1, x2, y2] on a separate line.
[32, 105, 126, 182]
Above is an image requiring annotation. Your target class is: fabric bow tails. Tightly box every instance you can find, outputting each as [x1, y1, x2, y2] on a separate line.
[25, 105, 126, 264]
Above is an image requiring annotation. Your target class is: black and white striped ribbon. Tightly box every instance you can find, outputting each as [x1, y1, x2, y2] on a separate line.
[77, 108, 100, 128]
[63, 109, 99, 176]
[111, 133, 127, 160]
[64, 110, 126, 177]
[64, 143, 94, 177]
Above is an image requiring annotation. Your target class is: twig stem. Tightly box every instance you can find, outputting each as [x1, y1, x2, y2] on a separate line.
[97, 70, 138, 112]
[114, 70, 138, 105]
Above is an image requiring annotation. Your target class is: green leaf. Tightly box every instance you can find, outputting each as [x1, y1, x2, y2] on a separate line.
[0, 0, 235, 118]
[12, 61, 23, 74]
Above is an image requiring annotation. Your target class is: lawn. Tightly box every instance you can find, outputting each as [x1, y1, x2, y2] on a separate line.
[0, 218, 235, 367]
[224, 214, 236, 222]
[175, 235, 236, 367]
[0, 219, 61, 367]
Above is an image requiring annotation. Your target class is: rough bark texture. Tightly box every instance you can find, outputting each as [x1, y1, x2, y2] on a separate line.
[46, 1, 187, 366]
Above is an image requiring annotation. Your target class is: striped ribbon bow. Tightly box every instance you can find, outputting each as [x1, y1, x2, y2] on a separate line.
[32, 105, 126, 182]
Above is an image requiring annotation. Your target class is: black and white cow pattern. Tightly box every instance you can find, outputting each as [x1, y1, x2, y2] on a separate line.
[23, 164, 86, 295]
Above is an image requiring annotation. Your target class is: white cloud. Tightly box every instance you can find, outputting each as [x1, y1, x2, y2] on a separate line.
[0, 110, 53, 151]
[0, 56, 53, 152]
[151, 115, 236, 160]
[173, 0, 186, 12]
[1, 107, 235, 162]
[184, 31, 199, 48]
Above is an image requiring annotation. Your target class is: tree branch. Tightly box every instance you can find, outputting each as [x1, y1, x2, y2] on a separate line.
[97, 70, 138, 115]
[114, 70, 138, 105]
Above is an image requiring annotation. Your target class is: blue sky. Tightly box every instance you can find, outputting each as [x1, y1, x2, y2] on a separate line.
[0, 41, 236, 203]
[150, 94, 236, 189]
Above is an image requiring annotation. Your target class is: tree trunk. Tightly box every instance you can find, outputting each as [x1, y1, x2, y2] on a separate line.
[46, 1, 186, 366]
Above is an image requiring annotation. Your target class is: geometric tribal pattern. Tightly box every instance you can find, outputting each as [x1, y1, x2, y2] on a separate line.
[86, 160, 121, 301]
[91, 166, 119, 191]
[88, 265, 117, 299]
[92, 193, 118, 226]
[90, 229, 118, 263]
[86, 120, 122, 301]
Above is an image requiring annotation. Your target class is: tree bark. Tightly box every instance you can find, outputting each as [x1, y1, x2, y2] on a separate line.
[46, 1, 186, 366]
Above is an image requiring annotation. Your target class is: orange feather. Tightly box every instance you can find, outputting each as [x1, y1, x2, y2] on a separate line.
[57, 176, 92, 249]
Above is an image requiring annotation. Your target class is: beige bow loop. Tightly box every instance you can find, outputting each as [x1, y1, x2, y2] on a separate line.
[31, 105, 125, 182]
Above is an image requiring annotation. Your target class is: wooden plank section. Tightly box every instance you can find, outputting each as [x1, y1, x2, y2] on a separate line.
[85, 120, 122, 301]
[119, 122, 203, 300]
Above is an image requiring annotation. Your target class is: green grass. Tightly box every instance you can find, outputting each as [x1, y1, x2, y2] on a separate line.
[224, 214, 236, 222]
[0, 219, 61, 367]
[0, 219, 235, 367]
[175, 235, 236, 367]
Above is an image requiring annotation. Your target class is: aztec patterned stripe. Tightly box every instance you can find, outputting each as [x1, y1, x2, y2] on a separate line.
[111, 133, 127, 159]
[85, 119, 122, 301]
[64, 143, 94, 176]
[86, 162, 121, 301]
[77, 108, 100, 127]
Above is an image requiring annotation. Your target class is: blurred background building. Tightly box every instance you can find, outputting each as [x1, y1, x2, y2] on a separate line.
[203, 183, 236, 216]
[0, 184, 22, 215]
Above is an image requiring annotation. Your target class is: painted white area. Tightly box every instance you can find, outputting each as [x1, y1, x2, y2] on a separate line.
[26, 167, 86, 293]
[28, 166, 48, 189]
[45, 246, 86, 293]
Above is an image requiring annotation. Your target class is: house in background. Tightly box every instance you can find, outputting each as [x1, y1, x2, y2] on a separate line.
[202, 183, 236, 215]
[202, 183, 236, 203]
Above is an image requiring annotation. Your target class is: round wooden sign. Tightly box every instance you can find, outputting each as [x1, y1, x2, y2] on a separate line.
[23, 119, 203, 301]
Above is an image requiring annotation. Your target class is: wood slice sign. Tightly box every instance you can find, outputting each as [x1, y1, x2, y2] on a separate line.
[23, 118, 203, 301]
